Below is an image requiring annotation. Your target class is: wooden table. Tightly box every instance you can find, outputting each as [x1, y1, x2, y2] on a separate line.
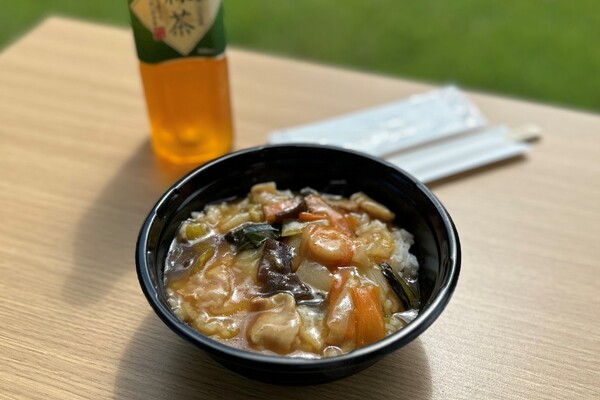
[1, 17, 598, 399]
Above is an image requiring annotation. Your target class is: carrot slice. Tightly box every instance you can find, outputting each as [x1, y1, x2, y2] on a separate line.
[304, 194, 353, 236]
[350, 286, 386, 347]
[345, 214, 359, 233]
[299, 212, 328, 222]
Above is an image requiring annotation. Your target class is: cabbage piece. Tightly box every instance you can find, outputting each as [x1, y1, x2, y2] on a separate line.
[248, 293, 301, 354]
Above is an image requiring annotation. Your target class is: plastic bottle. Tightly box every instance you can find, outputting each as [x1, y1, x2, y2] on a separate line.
[128, 0, 233, 165]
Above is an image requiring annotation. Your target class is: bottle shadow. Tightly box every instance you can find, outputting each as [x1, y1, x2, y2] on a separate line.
[114, 314, 432, 400]
[62, 139, 192, 305]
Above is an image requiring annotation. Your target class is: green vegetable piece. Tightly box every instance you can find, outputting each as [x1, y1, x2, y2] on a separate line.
[379, 262, 419, 310]
[281, 220, 307, 237]
[185, 222, 208, 241]
[225, 223, 280, 251]
[189, 247, 215, 275]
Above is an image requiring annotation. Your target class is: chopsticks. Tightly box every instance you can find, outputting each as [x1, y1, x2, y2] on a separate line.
[388, 125, 541, 183]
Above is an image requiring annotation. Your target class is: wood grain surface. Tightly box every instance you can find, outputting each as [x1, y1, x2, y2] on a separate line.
[1, 17, 599, 400]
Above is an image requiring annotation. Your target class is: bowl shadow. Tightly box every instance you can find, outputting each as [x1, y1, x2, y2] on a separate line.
[114, 314, 432, 399]
[62, 140, 192, 305]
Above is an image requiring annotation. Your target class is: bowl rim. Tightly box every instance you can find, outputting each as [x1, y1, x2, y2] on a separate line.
[136, 143, 461, 367]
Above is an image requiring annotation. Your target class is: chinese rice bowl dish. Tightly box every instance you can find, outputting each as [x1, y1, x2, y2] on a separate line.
[165, 182, 420, 358]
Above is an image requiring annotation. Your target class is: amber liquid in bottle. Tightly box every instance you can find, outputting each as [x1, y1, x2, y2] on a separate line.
[129, 0, 233, 165]
[139, 56, 233, 165]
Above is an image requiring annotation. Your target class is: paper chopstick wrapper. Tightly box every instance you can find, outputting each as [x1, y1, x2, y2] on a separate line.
[268, 86, 538, 183]
[269, 86, 487, 157]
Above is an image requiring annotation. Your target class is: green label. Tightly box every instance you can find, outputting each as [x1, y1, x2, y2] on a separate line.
[128, 0, 226, 63]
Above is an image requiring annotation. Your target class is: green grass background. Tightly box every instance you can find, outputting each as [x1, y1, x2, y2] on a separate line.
[1, 0, 599, 112]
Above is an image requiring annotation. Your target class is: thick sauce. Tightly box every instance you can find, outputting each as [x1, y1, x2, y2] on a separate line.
[165, 182, 420, 358]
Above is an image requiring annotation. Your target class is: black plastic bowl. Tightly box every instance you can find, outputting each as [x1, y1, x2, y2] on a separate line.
[136, 144, 460, 385]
